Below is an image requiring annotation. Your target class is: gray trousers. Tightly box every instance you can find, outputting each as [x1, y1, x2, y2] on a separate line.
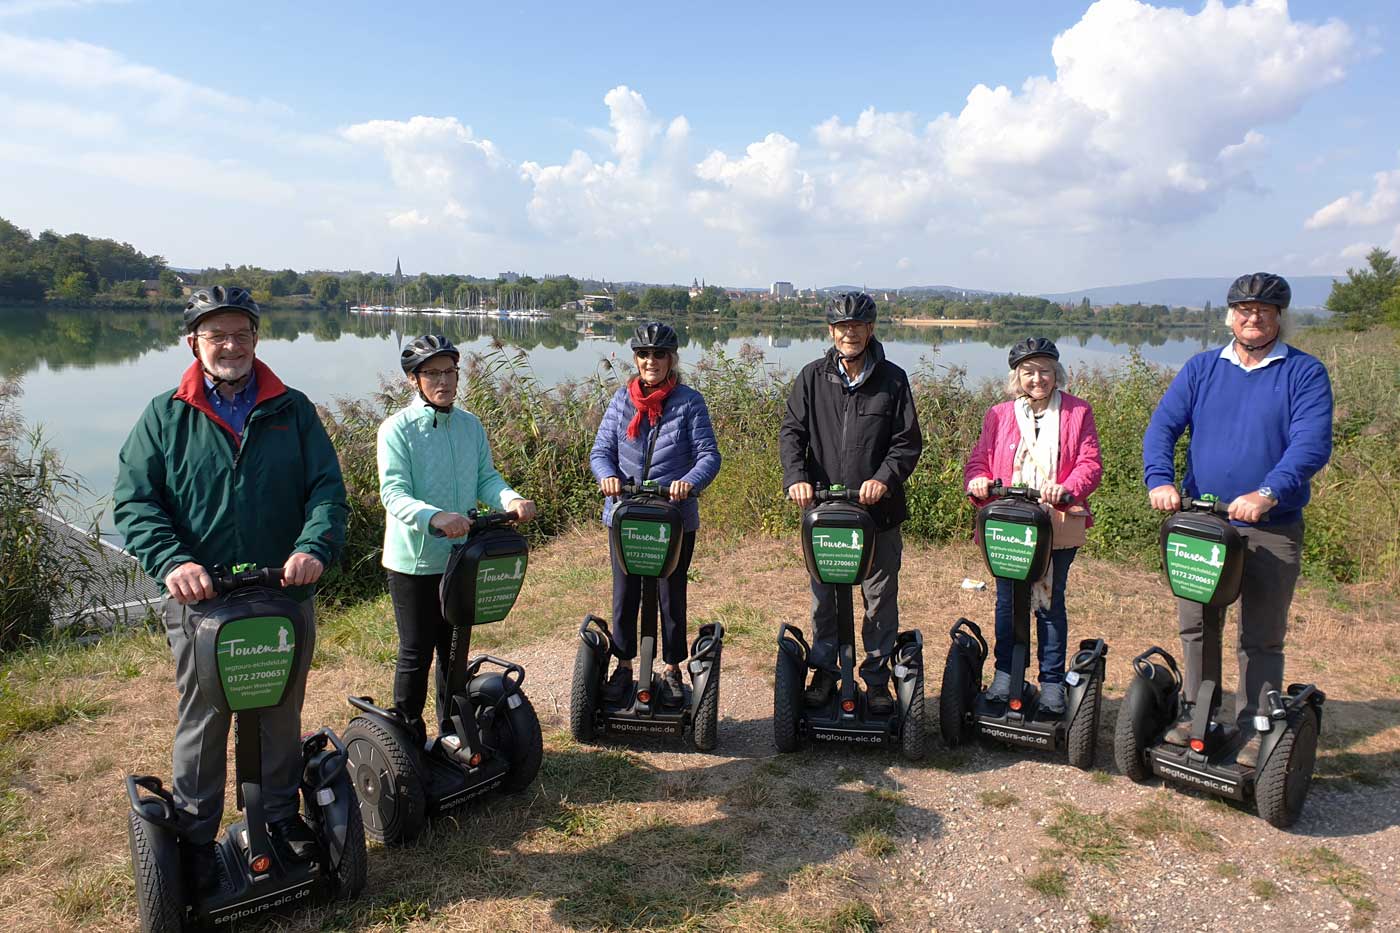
[809, 526, 903, 689]
[163, 596, 316, 844]
[1175, 521, 1302, 725]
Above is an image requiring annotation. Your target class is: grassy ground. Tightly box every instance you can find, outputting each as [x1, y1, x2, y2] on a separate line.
[1, 529, 1397, 932]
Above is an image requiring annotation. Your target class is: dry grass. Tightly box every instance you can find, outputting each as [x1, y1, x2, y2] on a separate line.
[0, 530, 1397, 931]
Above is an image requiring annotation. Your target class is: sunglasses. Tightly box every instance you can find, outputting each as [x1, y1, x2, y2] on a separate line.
[634, 349, 670, 360]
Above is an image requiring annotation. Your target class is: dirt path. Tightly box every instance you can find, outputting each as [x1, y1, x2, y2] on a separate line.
[1, 532, 1396, 932]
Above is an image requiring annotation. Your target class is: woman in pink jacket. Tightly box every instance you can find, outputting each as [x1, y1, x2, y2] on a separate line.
[963, 337, 1103, 714]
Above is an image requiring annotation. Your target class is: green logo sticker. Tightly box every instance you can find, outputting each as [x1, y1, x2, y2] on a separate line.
[216, 616, 296, 711]
[475, 554, 527, 623]
[1163, 532, 1226, 603]
[984, 520, 1038, 580]
[810, 527, 865, 584]
[619, 519, 671, 576]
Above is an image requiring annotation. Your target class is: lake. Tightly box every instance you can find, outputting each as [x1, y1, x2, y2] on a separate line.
[0, 305, 1227, 533]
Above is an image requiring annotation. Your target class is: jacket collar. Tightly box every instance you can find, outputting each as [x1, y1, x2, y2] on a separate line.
[174, 358, 288, 442]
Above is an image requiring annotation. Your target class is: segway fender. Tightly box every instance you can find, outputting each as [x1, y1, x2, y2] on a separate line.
[126, 778, 187, 920]
[302, 729, 354, 867]
[578, 614, 613, 659]
[1062, 638, 1107, 722]
[687, 623, 724, 717]
[891, 630, 923, 710]
[777, 623, 809, 667]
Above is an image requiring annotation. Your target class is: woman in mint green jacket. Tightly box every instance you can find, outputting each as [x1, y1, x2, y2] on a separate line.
[378, 335, 536, 739]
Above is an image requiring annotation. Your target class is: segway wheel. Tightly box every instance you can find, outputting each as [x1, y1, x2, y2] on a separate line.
[1066, 672, 1103, 771]
[691, 652, 722, 753]
[328, 790, 368, 899]
[570, 641, 601, 743]
[772, 651, 802, 753]
[1256, 708, 1319, 829]
[900, 670, 926, 762]
[343, 716, 426, 845]
[938, 649, 975, 748]
[127, 810, 183, 933]
[492, 691, 544, 794]
[1113, 678, 1160, 783]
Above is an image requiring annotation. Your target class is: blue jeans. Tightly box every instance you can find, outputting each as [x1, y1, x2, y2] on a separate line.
[993, 547, 1077, 685]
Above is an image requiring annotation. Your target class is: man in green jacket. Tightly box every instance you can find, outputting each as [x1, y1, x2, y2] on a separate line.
[113, 286, 347, 894]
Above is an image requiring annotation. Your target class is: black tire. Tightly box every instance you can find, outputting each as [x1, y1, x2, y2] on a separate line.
[1066, 672, 1103, 771]
[900, 671, 926, 761]
[344, 716, 426, 845]
[691, 654, 722, 752]
[127, 810, 184, 933]
[1113, 678, 1161, 783]
[327, 781, 368, 899]
[1256, 708, 1320, 829]
[491, 691, 544, 794]
[938, 649, 975, 748]
[773, 650, 802, 753]
[570, 641, 601, 743]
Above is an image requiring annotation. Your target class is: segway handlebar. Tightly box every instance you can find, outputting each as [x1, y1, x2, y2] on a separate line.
[427, 509, 520, 537]
[987, 480, 1072, 506]
[617, 480, 698, 500]
[1180, 495, 1231, 517]
[210, 565, 284, 594]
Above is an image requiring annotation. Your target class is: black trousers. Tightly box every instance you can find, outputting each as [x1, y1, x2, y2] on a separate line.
[386, 569, 454, 734]
[610, 529, 696, 666]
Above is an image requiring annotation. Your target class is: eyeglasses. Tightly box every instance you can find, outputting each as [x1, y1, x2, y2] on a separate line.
[831, 322, 869, 334]
[196, 330, 255, 346]
[635, 349, 670, 360]
[1232, 306, 1279, 320]
[417, 367, 460, 381]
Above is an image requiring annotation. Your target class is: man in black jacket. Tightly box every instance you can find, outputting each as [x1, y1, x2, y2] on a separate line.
[779, 292, 923, 713]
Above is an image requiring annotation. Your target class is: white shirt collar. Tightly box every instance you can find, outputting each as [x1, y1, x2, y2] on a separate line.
[1219, 340, 1288, 372]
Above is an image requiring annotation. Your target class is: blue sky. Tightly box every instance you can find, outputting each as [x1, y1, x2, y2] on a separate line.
[2, 0, 1398, 291]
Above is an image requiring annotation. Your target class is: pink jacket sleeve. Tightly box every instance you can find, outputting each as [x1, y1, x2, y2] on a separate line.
[964, 405, 1001, 503]
[1060, 401, 1103, 502]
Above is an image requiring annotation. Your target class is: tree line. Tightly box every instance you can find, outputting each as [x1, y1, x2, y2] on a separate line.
[1325, 248, 1400, 329]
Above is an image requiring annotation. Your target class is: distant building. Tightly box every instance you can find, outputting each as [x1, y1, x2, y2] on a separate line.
[771, 281, 795, 299]
[392, 257, 404, 288]
[689, 277, 705, 299]
[498, 271, 521, 284]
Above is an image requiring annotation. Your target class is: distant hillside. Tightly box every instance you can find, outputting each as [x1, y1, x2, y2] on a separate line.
[821, 284, 1002, 298]
[1041, 275, 1340, 310]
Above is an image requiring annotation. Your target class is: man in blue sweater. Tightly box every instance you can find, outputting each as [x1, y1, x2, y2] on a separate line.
[1142, 272, 1332, 768]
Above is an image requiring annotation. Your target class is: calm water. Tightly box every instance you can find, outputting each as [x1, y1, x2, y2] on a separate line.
[1, 305, 1225, 533]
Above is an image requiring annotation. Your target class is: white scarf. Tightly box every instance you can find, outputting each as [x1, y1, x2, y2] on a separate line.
[1012, 389, 1061, 611]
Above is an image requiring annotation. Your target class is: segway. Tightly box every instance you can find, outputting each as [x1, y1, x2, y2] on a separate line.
[772, 485, 925, 760]
[1113, 495, 1324, 827]
[126, 566, 367, 933]
[571, 480, 724, 751]
[939, 482, 1108, 769]
[343, 510, 544, 844]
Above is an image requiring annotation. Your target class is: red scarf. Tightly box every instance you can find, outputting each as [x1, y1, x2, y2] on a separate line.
[626, 375, 676, 440]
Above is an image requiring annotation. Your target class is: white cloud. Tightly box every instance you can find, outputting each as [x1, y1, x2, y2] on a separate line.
[1304, 159, 1400, 230]
[0, 93, 123, 138]
[0, 0, 126, 17]
[388, 209, 432, 229]
[896, 257, 911, 271]
[691, 133, 814, 234]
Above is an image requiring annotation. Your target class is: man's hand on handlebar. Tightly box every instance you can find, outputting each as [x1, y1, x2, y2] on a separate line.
[966, 476, 992, 499]
[1148, 484, 1182, 513]
[429, 510, 473, 539]
[506, 497, 537, 522]
[668, 480, 693, 501]
[858, 479, 888, 506]
[600, 476, 623, 497]
[787, 482, 814, 508]
[283, 552, 324, 587]
[165, 561, 214, 605]
[1227, 491, 1275, 524]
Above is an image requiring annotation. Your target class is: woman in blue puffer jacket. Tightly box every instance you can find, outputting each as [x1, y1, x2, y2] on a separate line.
[589, 321, 722, 706]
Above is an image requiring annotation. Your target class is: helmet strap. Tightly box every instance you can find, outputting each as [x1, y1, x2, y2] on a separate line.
[411, 375, 453, 423]
[1236, 334, 1278, 354]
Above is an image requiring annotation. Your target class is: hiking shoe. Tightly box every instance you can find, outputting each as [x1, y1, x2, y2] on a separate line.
[1038, 682, 1067, 716]
[804, 669, 836, 707]
[866, 682, 894, 716]
[183, 840, 223, 898]
[270, 815, 318, 863]
[660, 668, 685, 707]
[985, 668, 1013, 703]
[1163, 704, 1194, 746]
[605, 665, 633, 702]
[1234, 730, 1262, 769]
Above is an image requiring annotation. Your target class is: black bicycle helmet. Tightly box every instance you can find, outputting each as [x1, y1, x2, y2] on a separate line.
[400, 334, 460, 374]
[1226, 272, 1291, 310]
[630, 321, 679, 351]
[1008, 337, 1060, 369]
[183, 285, 260, 332]
[825, 291, 877, 325]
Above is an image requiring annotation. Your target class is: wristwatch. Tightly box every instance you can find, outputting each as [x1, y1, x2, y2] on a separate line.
[1257, 486, 1277, 502]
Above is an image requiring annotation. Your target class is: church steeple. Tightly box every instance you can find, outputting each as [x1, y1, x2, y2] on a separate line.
[393, 257, 403, 285]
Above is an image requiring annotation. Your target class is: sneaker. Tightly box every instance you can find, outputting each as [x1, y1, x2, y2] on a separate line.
[183, 840, 223, 897]
[270, 815, 318, 863]
[1038, 682, 1067, 716]
[1163, 704, 1194, 746]
[803, 669, 836, 707]
[605, 664, 632, 702]
[1234, 730, 1262, 769]
[985, 669, 1013, 703]
[660, 668, 684, 707]
[866, 682, 894, 716]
